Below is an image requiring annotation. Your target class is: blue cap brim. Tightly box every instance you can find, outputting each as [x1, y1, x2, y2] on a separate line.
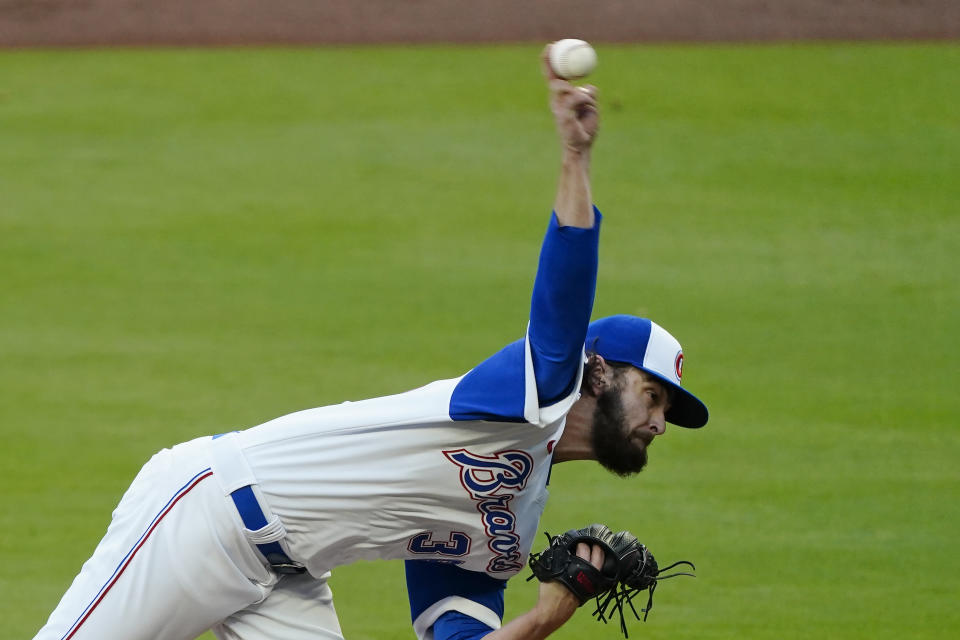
[639, 367, 709, 429]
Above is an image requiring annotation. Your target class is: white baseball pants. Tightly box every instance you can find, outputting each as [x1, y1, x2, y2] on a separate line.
[33, 437, 345, 640]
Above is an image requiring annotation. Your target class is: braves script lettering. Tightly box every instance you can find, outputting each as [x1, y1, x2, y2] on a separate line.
[443, 448, 534, 573]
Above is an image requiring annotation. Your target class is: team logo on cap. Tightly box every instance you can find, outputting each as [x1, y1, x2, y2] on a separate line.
[675, 351, 684, 381]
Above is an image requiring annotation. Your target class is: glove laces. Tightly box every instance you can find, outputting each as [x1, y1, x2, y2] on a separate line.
[592, 559, 696, 638]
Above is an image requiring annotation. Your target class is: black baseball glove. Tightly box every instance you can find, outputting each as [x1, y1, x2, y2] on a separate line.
[528, 524, 696, 638]
[526, 524, 641, 605]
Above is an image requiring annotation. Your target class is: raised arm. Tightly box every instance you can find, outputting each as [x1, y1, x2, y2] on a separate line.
[448, 44, 602, 420]
[544, 47, 599, 229]
[528, 45, 602, 406]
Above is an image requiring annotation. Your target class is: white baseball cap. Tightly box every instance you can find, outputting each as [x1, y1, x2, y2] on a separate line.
[585, 315, 709, 428]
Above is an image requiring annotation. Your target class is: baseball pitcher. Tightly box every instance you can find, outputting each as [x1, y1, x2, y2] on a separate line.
[34, 44, 708, 640]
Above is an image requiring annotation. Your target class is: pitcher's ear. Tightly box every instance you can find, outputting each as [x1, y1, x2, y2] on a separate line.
[585, 354, 609, 397]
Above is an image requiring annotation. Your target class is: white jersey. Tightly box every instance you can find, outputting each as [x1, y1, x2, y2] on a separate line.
[225, 332, 584, 579]
[34, 211, 603, 640]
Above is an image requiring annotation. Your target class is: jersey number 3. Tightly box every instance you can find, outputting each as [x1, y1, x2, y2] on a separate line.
[408, 531, 471, 557]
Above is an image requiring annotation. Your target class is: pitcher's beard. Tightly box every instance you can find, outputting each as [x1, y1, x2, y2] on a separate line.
[591, 386, 649, 477]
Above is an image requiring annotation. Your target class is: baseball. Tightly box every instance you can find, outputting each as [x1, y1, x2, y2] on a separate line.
[549, 39, 597, 80]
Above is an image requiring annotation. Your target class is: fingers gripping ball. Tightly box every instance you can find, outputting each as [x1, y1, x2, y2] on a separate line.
[527, 524, 636, 606]
[549, 39, 598, 80]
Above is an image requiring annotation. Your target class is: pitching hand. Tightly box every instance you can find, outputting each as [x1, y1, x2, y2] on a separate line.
[542, 43, 599, 153]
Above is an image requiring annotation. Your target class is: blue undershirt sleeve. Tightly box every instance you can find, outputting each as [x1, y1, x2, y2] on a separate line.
[432, 611, 498, 640]
[406, 560, 505, 639]
[528, 208, 602, 406]
[448, 208, 602, 421]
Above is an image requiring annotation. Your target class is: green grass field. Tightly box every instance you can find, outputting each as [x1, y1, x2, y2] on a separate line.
[2, 42, 957, 639]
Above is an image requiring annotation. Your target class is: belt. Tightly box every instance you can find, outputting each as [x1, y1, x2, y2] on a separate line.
[213, 432, 306, 575]
[228, 485, 306, 575]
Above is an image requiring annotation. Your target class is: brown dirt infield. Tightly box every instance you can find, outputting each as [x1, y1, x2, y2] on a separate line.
[1, 0, 958, 48]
